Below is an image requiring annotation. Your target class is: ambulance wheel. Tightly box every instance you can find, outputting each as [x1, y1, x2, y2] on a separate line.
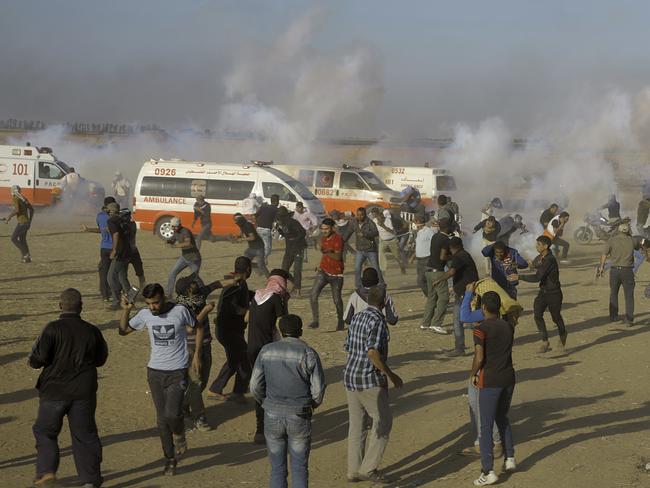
[155, 216, 175, 241]
[574, 226, 593, 245]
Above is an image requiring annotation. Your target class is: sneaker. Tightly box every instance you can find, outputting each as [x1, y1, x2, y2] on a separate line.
[560, 259, 570, 264]
[504, 457, 516, 472]
[473, 471, 498, 486]
[163, 458, 177, 476]
[253, 432, 266, 444]
[173, 433, 187, 458]
[622, 317, 634, 327]
[308, 322, 319, 329]
[429, 326, 448, 335]
[357, 470, 392, 484]
[194, 416, 212, 432]
[22, 255, 32, 263]
[420, 324, 429, 330]
[537, 341, 551, 353]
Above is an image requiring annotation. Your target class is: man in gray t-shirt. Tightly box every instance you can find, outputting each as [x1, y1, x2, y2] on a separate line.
[119, 283, 202, 476]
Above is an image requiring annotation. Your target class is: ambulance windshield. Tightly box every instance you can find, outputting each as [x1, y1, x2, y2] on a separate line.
[262, 166, 317, 200]
[359, 171, 392, 192]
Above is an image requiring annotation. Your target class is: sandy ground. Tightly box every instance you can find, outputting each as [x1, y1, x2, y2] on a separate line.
[1, 219, 650, 488]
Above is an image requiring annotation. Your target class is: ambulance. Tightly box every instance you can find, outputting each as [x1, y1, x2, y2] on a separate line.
[0, 144, 104, 208]
[132, 159, 326, 239]
[364, 161, 458, 208]
[273, 163, 401, 214]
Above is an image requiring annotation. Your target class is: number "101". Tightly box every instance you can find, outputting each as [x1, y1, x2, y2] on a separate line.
[12, 163, 29, 175]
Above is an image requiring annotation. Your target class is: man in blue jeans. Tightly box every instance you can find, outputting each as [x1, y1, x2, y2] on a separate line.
[470, 291, 516, 486]
[351, 207, 382, 289]
[250, 315, 326, 488]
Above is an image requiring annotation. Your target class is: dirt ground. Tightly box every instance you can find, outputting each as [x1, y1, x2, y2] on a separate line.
[1, 219, 649, 488]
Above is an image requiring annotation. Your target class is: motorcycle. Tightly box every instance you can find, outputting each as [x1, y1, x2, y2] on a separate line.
[574, 212, 628, 244]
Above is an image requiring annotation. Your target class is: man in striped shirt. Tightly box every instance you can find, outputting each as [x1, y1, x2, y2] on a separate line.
[344, 286, 403, 484]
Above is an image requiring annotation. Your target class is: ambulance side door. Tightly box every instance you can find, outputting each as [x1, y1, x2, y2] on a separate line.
[338, 171, 368, 201]
[34, 160, 65, 205]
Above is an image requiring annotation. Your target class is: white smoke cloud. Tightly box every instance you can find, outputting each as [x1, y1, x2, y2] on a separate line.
[218, 10, 383, 162]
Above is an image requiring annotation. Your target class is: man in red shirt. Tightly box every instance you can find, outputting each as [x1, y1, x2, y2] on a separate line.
[308, 218, 345, 331]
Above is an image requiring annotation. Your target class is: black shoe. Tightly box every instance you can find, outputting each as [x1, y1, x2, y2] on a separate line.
[308, 322, 319, 329]
[253, 432, 266, 444]
[163, 458, 177, 476]
[336, 321, 345, 331]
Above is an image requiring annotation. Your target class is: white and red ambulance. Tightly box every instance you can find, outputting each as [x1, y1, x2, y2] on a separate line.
[274, 163, 401, 214]
[0, 144, 104, 209]
[365, 161, 458, 208]
[132, 159, 326, 239]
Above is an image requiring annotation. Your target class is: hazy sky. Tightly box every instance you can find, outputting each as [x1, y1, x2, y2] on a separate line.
[3, 0, 650, 138]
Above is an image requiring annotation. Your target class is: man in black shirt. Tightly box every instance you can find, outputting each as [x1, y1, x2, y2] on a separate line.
[232, 213, 270, 277]
[276, 207, 307, 296]
[209, 256, 254, 402]
[520, 235, 567, 353]
[430, 237, 479, 356]
[539, 203, 559, 229]
[255, 194, 280, 261]
[106, 202, 132, 310]
[192, 195, 216, 249]
[165, 216, 202, 297]
[29, 289, 108, 488]
[420, 218, 451, 334]
[470, 292, 516, 486]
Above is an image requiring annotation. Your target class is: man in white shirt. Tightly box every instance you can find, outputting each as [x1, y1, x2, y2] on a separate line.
[413, 216, 435, 296]
[242, 193, 261, 220]
[371, 208, 406, 276]
[546, 211, 570, 262]
[119, 283, 202, 476]
[111, 171, 131, 210]
[294, 202, 319, 262]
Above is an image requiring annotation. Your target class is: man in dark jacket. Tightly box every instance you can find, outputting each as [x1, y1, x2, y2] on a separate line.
[276, 207, 307, 296]
[520, 235, 567, 353]
[351, 207, 382, 289]
[29, 289, 108, 488]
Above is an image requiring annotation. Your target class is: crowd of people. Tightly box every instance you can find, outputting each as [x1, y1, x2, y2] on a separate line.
[16, 182, 650, 488]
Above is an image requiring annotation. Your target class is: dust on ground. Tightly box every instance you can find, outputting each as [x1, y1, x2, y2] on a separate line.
[1, 220, 649, 488]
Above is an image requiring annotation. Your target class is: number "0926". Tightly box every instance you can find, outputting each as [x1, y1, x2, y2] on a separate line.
[154, 168, 176, 176]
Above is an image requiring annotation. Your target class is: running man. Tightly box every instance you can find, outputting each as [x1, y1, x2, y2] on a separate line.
[119, 283, 202, 476]
[192, 195, 216, 249]
[165, 217, 201, 297]
[232, 213, 270, 278]
[309, 218, 345, 331]
[5, 185, 34, 263]
[520, 235, 567, 353]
